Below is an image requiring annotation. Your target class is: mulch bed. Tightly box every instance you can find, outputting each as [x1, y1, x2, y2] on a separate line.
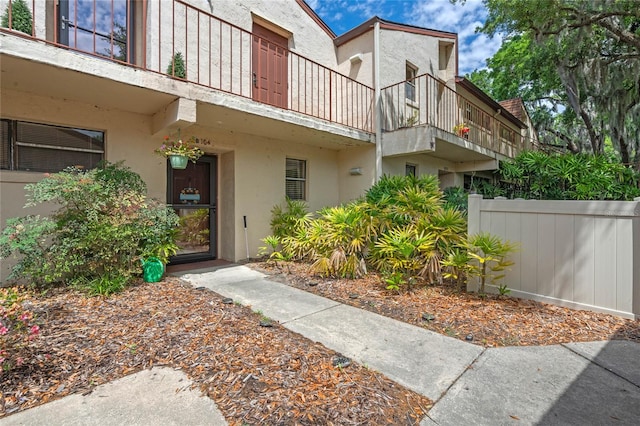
[249, 261, 640, 347]
[1, 279, 431, 424]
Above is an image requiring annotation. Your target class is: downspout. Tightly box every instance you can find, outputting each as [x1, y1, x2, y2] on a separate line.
[374, 20, 382, 181]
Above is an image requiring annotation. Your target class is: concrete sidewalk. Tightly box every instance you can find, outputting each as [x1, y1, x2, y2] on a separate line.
[1, 367, 227, 426]
[184, 265, 640, 426]
[3, 264, 639, 425]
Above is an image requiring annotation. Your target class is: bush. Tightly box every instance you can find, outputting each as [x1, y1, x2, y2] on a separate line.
[442, 186, 468, 213]
[492, 151, 640, 200]
[270, 198, 312, 239]
[0, 162, 179, 294]
[1, 287, 40, 372]
[1, 0, 32, 34]
[269, 175, 478, 288]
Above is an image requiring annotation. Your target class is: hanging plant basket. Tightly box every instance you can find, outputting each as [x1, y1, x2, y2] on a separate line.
[169, 154, 189, 169]
[155, 130, 204, 168]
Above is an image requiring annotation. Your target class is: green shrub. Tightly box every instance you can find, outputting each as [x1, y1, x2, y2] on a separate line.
[270, 198, 312, 239]
[442, 186, 468, 212]
[494, 151, 640, 200]
[262, 173, 517, 293]
[166, 52, 186, 78]
[1, 0, 32, 34]
[0, 162, 179, 293]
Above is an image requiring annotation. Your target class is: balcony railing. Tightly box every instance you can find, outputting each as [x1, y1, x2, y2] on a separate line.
[0, 0, 374, 133]
[381, 73, 529, 158]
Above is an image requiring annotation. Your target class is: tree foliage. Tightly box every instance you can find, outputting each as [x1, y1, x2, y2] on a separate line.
[475, 151, 640, 200]
[464, 0, 640, 170]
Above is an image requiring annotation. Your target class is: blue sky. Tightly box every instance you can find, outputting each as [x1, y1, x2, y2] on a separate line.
[306, 0, 501, 76]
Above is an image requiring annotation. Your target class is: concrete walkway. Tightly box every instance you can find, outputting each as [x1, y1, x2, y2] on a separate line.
[184, 265, 640, 426]
[3, 264, 640, 425]
[1, 367, 227, 426]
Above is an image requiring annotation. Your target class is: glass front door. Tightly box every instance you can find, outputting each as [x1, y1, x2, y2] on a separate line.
[168, 156, 217, 263]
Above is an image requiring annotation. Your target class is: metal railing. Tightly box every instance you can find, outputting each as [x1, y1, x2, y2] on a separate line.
[381, 73, 529, 157]
[0, 0, 374, 133]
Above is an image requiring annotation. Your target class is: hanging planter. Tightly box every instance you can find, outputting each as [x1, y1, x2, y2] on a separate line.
[155, 130, 204, 168]
[169, 154, 189, 169]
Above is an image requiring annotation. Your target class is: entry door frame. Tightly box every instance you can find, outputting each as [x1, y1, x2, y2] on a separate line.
[252, 23, 289, 108]
[167, 155, 218, 264]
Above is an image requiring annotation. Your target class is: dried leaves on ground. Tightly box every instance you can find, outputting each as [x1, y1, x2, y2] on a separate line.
[250, 261, 640, 348]
[1, 279, 431, 424]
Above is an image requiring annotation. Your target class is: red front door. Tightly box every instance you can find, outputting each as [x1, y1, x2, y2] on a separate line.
[252, 24, 288, 108]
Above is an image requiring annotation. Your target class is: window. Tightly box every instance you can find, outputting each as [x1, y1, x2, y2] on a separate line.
[57, 0, 134, 63]
[439, 42, 453, 72]
[285, 158, 306, 200]
[1, 120, 104, 172]
[405, 63, 418, 102]
[405, 163, 417, 178]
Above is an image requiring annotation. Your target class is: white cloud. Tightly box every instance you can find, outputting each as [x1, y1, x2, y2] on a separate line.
[405, 0, 501, 75]
[313, 0, 502, 74]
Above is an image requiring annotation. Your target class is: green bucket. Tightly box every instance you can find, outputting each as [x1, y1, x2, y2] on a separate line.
[142, 257, 165, 283]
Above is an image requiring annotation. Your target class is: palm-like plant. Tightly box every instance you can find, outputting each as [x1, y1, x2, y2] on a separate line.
[270, 198, 312, 239]
[369, 226, 437, 290]
[308, 204, 369, 278]
[465, 233, 517, 294]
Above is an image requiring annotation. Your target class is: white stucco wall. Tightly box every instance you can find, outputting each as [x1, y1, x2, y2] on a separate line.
[378, 29, 455, 88]
[0, 86, 370, 279]
[146, 0, 338, 81]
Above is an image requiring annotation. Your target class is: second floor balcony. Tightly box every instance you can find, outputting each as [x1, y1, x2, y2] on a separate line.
[0, 0, 534, 159]
[381, 73, 536, 163]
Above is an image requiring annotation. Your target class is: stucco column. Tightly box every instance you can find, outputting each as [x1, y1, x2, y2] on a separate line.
[374, 20, 382, 181]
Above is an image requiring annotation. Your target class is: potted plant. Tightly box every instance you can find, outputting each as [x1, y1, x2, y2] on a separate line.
[1, 0, 33, 35]
[155, 131, 204, 169]
[166, 52, 186, 79]
[453, 123, 470, 138]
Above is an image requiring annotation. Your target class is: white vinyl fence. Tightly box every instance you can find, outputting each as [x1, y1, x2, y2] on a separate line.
[467, 194, 640, 319]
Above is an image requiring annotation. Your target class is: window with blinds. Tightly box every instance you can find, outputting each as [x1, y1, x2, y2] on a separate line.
[1, 120, 104, 172]
[285, 158, 306, 200]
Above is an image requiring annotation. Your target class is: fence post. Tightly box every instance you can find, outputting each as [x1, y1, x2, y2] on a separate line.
[467, 194, 483, 292]
[634, 198, 640, 319]
[468, 194, 482, 236]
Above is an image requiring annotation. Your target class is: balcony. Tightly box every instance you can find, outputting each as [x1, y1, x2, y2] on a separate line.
[0, 0, 373, 147]
[1, 1, 535, 158]
[381, 73, 534, 162]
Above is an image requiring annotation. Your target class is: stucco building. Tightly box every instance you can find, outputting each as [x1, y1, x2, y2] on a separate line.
[0, 0, 534, 278]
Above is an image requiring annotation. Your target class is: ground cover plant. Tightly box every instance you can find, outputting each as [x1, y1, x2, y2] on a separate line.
[0, 162, 179, 295]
